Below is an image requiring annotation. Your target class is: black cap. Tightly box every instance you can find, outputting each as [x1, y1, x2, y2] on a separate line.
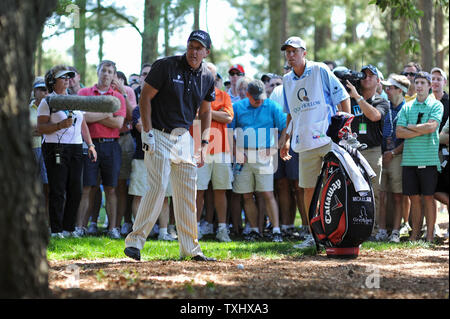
[188, 30, 211, 49]
[361, 64, 379, 77]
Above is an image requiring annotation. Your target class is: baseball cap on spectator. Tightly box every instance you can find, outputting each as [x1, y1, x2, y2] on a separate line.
[381, 74, 410, 93]
[430, 67, 447, 81]
[33, 77, 46, 89]
[187, 30, 211, 49]
[247, 79, 267, 100]
[261, 74, 271, 83]
[361, 64, 379, 77]
[228, 64, 245, 75]
[54, 69, 75, 79]
[281, 36, 307, 51]
[414, 71, 432, 84]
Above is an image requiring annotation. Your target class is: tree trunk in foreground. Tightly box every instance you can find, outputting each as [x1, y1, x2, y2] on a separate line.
[0, 0, 57, 298]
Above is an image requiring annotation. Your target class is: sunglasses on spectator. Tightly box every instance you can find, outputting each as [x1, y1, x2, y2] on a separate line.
[229, 71, 243, 76]
[58, 75, 72, 80]
[270, 82, 282, 88]
[36, 87, 48, 91]
[401, 72, 417, 77]
[385, 85, 400, 91]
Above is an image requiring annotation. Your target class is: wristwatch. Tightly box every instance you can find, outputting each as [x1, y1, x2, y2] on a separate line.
[356, 96, 364, 103]
[201, 139, 209, 145]
[123, 93, 127, 99]
[391, 150, 396, 156]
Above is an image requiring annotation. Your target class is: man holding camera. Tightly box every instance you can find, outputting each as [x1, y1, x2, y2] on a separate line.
[345, 65, 389, 234]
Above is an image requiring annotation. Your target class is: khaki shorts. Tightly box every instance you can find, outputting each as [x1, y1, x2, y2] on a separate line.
[298, 142, 332, 188]
[197, 153, 233, 190]
[129, 159, 172, 197]
[360, 146, 382, 191]
[232, 149, 274, 193]
[118, 133, 135, 179]
[380, 155, 403, 193]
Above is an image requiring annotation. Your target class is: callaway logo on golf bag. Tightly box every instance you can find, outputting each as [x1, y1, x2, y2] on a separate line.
[309, 151, 375, 249]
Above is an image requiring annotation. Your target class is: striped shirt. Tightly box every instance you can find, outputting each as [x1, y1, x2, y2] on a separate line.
[396, 95, 443, 169]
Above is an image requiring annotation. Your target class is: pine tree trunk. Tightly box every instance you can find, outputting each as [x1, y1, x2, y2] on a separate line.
[0, 0, 57, 298]
[281, 0, 287, 49]
[74, 0, 87, 82]
[418, 0, 433, 72]
[142, 0, 163, 65]
[268, 0, 282, 74]
[193, 0, 200, 30]
[434, 4, 444, 68]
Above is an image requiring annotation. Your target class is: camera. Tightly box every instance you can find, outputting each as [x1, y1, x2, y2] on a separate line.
[333, 67, 366, 93]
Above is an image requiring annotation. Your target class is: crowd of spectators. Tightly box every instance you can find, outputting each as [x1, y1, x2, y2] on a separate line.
[30, 38, 448, 247]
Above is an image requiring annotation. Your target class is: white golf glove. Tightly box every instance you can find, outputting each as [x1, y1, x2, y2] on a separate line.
[141, 129, 155, 154]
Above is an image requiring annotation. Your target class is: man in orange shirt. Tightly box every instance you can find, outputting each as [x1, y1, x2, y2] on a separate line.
[194, 62, 234, 242]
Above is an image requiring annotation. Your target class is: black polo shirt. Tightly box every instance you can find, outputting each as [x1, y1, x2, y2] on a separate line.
[438, 91, 449, 133]
[350, 93, 389, 149]
[145, 54, 215, 131]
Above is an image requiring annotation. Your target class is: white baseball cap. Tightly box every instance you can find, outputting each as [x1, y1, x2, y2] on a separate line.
[430, 67, 447, 81]
[281, 36, 306, 51]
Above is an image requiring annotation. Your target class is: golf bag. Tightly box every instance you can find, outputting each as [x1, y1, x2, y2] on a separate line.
[308, 112, 375, 258]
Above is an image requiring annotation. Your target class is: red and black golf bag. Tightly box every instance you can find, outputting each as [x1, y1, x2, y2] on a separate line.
[308, 112, 375, 258]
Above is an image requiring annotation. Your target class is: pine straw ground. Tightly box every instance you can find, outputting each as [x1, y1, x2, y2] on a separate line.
[48, 222, 449, 300]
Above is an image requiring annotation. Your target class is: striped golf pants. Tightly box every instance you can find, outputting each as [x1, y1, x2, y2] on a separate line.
[125, 129, 203, 258]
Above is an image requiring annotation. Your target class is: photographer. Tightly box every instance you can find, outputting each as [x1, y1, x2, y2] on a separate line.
[345, 64, 389, 233]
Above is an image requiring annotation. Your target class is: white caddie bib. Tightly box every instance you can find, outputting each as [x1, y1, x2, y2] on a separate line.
[283, 63, 335, 153]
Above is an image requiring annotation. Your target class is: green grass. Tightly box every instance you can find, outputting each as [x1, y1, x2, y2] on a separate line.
[47, 234, 436, 261]
[48, 236, 308, 261]
[48, 205, 442, 261]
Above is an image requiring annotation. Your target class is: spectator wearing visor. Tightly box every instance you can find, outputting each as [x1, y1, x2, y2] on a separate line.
[37, 65, 97, 238]
[377, 74, 411, 242]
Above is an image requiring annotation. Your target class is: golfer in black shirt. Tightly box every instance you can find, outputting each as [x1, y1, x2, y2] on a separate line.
[124, 30, 216, 261]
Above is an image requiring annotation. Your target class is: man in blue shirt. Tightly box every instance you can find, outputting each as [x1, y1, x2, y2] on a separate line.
[231, 79, 286, 242]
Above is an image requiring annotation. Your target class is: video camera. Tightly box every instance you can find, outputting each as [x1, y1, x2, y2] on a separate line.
[333, 67, 366, 93]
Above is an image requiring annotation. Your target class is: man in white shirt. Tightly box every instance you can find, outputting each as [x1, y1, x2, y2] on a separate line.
[280, 36, 350, 249]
